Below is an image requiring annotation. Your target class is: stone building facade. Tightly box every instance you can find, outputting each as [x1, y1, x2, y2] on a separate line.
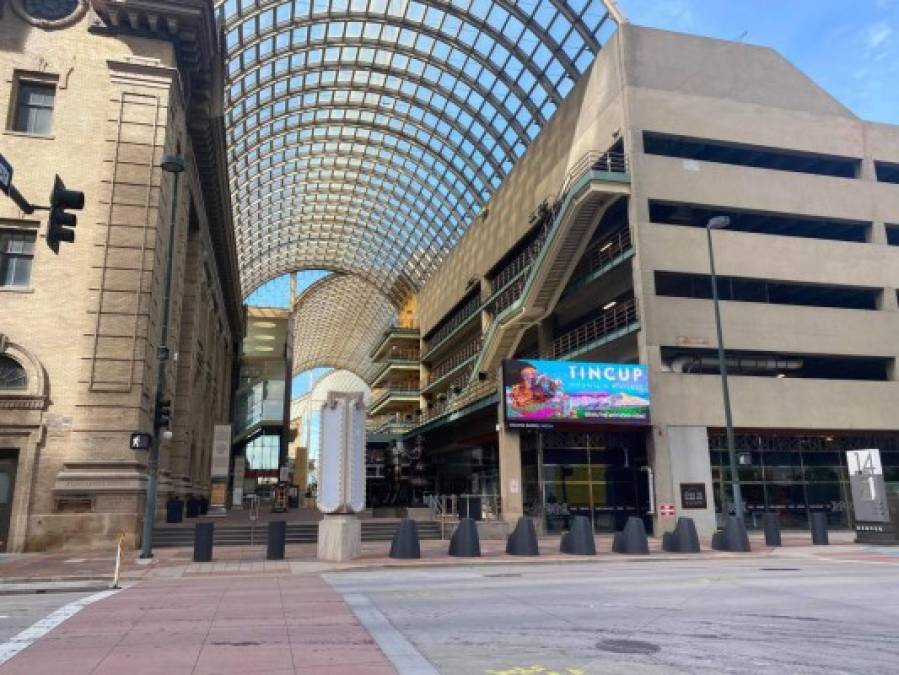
[0, 0, 241, 551]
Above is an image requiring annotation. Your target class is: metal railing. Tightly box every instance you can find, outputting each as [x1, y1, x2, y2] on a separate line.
[419, 376, 496, 427]
[426, 337, 482, 385]
[557, 150, 628, 202]
[424, 293, 481, 352]
[426, 493, 501, 527]
[368, 384, 420, 409]
[552, 298, 639, 359]
[489, 223, 551, 292]
[568, 225, 633, 287]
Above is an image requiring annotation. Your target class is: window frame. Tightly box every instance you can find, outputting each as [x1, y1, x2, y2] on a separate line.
[7, 72, 58, 137]
[0, 227, 38, 290]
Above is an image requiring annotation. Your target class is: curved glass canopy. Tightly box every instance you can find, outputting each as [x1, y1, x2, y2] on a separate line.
[291, 273, 396, 380]
[217, 1, 622, 369]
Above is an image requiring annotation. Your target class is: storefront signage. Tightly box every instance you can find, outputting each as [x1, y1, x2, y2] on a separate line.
[502, 359, 649, 429]
[680, 483, 707, 509]
[847, 449, 899, 544]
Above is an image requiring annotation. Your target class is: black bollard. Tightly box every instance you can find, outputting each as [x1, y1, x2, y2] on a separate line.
[612, 516, 650, 555]
[763, 512, 782, 547]
[711, 516, 751, 552]
[506, 517, 539, 556]
[389, 519, 421, 559]
[267, 520, 286, 560]
[193, 522, 214, 562]
[661, 517, 700, 553]
[448, 518, 481, 557]
[809, 512, 829, 545]
[560, 515, 596, 555]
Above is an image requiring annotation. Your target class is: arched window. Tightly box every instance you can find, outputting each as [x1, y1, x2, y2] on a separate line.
[0, 355, 27, 390]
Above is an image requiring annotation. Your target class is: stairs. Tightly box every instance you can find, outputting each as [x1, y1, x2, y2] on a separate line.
[472, 167, 630, 379]
[151, 520, 443, 548]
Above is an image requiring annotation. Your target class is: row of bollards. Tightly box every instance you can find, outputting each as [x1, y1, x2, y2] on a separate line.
[190, 511, 833, 562]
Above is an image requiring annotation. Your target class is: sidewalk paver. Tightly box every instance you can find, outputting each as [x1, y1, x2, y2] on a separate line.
[0, 575, 396, 675]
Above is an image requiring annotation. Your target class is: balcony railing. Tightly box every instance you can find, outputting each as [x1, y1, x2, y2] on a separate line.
[424, 292, 481, 352]
[489, 222, 551, 293]
[418, 377, 497, 428]
[427, 337, 483, 386]
[568, 225, 633, 289]
[552, 298, 639, 359]
[557, 150, 629, 201]
[369, 384, 420, 409]
[380, 348, 420, 362]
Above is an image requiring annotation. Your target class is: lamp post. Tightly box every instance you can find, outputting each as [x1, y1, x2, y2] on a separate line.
[706, 215, 743, 521]
[140, 154, 186, 559]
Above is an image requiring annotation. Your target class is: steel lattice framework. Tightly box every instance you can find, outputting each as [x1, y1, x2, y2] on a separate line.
[291, 274, 396, 380]
[217, 0, 622, 376]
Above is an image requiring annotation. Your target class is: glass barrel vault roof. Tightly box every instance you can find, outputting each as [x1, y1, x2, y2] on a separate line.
[216, 0, 622, 376]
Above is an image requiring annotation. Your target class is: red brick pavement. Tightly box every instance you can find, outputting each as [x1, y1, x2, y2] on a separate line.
[0, 575, 396, 675]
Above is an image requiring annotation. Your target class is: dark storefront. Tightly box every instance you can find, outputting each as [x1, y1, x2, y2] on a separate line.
[710, 431, 899, 529]
[522, 430, 650, 533]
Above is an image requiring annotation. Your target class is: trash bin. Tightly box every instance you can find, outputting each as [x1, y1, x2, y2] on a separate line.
[186, 495, 200, 518]
[166, 497, 184, 524]
[199, 497, 209, 515]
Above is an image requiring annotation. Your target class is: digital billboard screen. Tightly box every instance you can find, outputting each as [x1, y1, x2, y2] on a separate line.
[502, 359, 650, 429]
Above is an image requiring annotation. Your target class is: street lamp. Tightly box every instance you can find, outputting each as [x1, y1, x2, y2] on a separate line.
[140, 154, 185, 559]
[706, 215, 743, 522]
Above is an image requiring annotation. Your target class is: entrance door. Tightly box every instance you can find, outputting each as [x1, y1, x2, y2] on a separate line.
[0, 451, 18, 552]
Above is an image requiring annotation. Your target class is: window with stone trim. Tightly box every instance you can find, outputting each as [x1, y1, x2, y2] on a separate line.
[9, 76, 56, 135]
[0, 230, 36, 288]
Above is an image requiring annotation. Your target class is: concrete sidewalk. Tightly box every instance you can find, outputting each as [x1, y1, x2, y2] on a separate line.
[0, 530, 860, 587]
[0, 575, 396, 674]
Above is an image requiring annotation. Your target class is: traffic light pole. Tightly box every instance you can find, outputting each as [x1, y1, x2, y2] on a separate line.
[140, 166, 181, 559]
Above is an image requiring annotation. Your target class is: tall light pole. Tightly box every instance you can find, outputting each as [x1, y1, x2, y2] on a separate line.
[706, 215, 743, 521]
[140, 154, 186, 559]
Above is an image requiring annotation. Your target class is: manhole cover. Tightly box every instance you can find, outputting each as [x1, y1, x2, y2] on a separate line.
[483, 573, 522, 578]
[597, 639, 660, 655]
[759, 568, 801, 572]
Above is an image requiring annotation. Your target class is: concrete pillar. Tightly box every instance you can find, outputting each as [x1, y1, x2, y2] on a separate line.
[655, 426, 717, 538]
[498, 425, 524, 524]
[869, 221, 888, 245]
[537, 318, 554, 358]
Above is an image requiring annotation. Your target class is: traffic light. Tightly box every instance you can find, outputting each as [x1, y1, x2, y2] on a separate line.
[47, 175, 84, 253]
[155, 399, 172, 431]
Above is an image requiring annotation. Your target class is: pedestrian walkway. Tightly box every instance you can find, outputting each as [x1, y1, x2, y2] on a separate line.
[0, 575, 396, 674]
[0, 530, 860, 587]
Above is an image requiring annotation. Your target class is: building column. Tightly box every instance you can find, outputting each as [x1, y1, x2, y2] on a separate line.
[498, 425, 523, 523]
[537, 318, 554, 359]
[656, 426, 717, 537]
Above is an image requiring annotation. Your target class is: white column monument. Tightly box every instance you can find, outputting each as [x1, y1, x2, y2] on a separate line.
[316, 391, 366, 561]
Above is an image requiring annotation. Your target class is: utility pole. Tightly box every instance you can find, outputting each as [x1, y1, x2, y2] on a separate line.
[140, 154, 185, 559]
[706, 215, 743, 521]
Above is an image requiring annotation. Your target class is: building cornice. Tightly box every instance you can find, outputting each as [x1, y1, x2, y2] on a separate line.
[89, 0, 242, 338]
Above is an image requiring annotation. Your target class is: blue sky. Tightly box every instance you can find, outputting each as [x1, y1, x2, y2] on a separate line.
[619, 0, 898, 124]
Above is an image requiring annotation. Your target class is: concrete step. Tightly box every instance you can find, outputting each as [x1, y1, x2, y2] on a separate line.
[151, 520, 443, 547]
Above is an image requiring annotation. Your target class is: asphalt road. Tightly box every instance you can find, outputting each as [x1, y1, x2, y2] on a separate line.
[326, 556, 899, 675]
[0, 591, 95, 644]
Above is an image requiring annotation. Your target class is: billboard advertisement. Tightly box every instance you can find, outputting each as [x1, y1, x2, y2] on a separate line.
[502, 359, 650, 429]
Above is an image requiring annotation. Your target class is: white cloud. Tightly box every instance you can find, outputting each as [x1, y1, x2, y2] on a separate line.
[866, 21, 893, 50]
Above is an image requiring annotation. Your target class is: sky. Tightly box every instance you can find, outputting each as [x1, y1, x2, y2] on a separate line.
[618, 0, 898, 124]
